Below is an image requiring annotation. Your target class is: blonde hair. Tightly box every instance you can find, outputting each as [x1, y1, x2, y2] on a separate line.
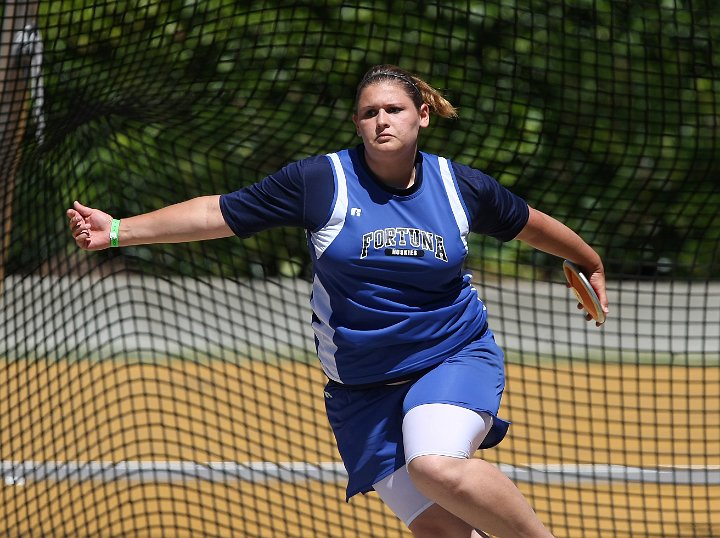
[355, 64, 458, 119]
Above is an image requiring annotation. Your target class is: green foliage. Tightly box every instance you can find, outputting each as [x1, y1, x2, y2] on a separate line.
[10, 0, 720, 278]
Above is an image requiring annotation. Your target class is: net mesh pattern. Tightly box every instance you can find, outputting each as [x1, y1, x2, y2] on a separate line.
[1, 2, 718, 537]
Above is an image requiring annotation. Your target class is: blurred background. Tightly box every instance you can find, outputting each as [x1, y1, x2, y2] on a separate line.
[1, 1, 718, 537]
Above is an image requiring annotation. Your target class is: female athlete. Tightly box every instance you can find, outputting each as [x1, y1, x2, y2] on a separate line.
[68, 64, 608, 538]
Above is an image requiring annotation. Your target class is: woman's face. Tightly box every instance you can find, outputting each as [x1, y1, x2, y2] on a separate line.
[353, 81, 429, 157]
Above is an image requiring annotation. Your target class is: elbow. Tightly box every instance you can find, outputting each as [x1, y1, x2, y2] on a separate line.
[514, 207, 543, 243]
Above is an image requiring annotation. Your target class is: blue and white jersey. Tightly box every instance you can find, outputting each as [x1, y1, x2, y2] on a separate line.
[219, 146, 528, 385]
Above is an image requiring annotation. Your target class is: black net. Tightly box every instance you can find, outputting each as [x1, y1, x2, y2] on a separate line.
[1, 1, 719, 537]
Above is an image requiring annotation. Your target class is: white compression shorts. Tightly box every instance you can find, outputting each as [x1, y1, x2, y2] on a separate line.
[372, 403, 493, 526]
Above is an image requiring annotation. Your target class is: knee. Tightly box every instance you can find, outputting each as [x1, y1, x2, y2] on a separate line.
[409, 515, 446, 538]
[407, 455, 466, 498]
[409, 515, 453, 538]
[408, 503, 475, 538]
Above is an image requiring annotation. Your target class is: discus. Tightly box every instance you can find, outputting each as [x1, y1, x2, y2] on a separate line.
[563, 260, 606, 325]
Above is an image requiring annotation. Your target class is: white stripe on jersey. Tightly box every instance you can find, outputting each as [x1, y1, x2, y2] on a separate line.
[310, 153, 348, 258]
[310, 274, 341, 382]
[438, 157, 469, 252]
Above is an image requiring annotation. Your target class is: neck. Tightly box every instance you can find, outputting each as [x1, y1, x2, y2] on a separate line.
[363, 146, 418, 189]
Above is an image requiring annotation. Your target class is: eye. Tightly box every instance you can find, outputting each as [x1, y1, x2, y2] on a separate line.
[363, 109, 378, 118]
[388, 106, 403, 114]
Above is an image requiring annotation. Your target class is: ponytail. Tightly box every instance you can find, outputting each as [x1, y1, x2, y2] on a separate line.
[412, 76, 458, 119]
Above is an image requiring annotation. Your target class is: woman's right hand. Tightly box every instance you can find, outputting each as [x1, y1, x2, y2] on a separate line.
[66, 200, 113, 251]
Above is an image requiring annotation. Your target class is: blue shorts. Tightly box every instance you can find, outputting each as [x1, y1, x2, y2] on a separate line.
[324, 328, 510, 500]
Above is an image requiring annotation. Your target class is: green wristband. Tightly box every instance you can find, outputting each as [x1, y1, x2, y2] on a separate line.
[109, 218, 121, 247]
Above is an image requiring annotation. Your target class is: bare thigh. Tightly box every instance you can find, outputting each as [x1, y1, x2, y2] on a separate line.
[409, 503, 489, 538]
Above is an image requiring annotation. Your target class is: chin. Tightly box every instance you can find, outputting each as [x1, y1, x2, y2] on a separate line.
[371, 140, 403, 152]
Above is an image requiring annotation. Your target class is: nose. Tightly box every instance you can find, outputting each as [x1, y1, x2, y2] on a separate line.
[375, 109, 390, 129]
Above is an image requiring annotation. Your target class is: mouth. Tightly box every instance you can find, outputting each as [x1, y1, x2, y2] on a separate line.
[375, 133, 393, 142]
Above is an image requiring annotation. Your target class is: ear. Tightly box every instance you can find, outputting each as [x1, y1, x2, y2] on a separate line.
[418, 103, 430, 128]
[352, 114, 361, 135]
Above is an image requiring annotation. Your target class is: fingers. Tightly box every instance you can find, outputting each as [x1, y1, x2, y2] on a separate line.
[576, 301, 602, 326]
[73, 200, 94, 217]
[67, 202, 92, 247]
[588, 270, 610, 321]
[67, 203, 87, 232]
[71, 220, 91, 243]
[576, 302, 592, 321]
[597, 286, 609, 316]
[68, 211, 88, 235]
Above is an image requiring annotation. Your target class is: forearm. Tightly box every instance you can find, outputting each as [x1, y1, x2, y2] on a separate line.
[515, 207, 603, 273]
[119, 195, 233, 246]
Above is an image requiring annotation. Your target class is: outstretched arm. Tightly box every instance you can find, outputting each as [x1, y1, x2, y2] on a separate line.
[66, 196, 234, 251]
[515, 206, 609, 322]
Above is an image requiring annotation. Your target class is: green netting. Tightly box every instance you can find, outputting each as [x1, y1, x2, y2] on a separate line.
[1, 1, 718, 537]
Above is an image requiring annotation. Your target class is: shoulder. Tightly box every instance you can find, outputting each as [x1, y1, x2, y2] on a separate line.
[445, 159, 529, 241]
[218, 152, 341, 236]
[449, 160, 500, 193]
[278, 154, 334, 184]
[418, 152, 496, 191]
[280, 153, 341, 231]
[445, 159, 522, 204]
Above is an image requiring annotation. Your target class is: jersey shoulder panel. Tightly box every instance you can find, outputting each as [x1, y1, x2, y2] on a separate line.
[451, 161, 529, 242]
[219, 154, 335, 237]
